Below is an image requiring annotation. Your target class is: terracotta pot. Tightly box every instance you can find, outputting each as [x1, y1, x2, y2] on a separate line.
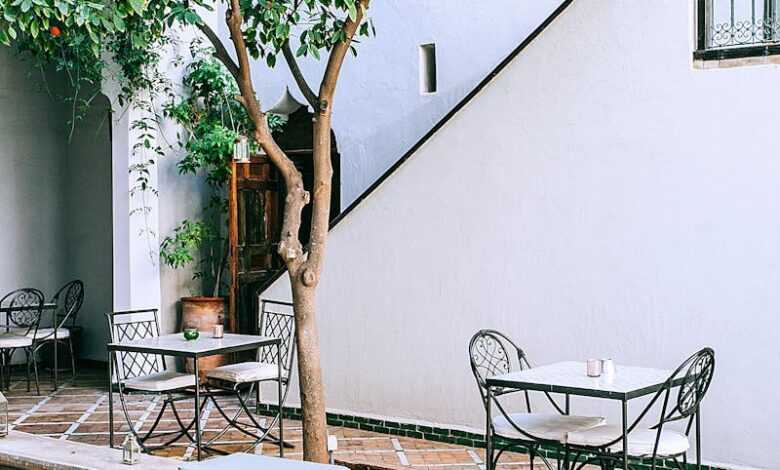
[181, 296, 228, 380]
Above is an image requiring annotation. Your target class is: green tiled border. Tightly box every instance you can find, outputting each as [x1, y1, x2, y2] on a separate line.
[256, 404, 725, 470]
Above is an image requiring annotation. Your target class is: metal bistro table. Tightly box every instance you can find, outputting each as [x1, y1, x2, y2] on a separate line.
[485, 361, 689, 470]
[107, 333, 282, 461]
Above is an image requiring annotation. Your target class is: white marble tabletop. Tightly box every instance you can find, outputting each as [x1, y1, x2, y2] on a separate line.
[107, 333, 279, 357]
[486, 361, 674, 400]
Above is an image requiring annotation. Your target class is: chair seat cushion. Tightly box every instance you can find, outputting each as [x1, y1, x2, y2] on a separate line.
[123, 371, 196, 392]
[0, 333, 33, 348]
[206, 362, 284, 384]
[493, 413, 605, 443]
[28, 328, 70, 340]
[567, 424, 690, 457]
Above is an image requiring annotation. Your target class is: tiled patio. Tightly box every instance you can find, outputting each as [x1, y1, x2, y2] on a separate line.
[2, 366, 541, 470]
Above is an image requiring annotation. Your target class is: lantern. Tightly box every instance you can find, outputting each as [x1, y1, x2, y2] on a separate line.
[0, 392, 7, 437]
[233, 135, 250, 163]
[122, 434, 141, 465]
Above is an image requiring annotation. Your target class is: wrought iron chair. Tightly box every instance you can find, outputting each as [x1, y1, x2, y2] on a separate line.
[565, 348, 715, 470]
[31, 280, 84, 389]
[106, 308, 199, 451]
[0, 288, 44, 394]
[469, 329, 606, 470]
[203, 299, 296, 453]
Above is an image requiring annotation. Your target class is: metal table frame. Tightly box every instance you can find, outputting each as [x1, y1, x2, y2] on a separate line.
[107, 333, 283, 461]
[485, 362, 693, 470]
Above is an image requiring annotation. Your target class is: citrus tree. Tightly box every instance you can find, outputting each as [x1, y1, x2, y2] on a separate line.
[0, 0, 373, 462]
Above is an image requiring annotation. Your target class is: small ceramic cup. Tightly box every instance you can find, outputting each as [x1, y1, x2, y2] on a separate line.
[213, 324, 224, 339]
[601, 358, 615, 378]
[586, 358, 602, 377]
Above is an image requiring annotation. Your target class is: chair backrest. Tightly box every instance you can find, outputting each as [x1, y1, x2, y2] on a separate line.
[659, 347, 715, 425]
[52, 280, 84, 330]
[602, 348, 716, 456]
[468, 329, 531, 404]
[258, 299, 297, 378]
[106, 309, 165, 381]
[1, 288, 44, 336]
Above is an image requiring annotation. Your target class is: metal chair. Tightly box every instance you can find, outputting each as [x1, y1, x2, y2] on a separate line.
[203, 299, 297, 453]
[0, 288, 44, 394]
[469, 329, 606, 470]
[565, 348, 715, 470]
[106, 308, 199, 451]
[31, 280, 84, 389]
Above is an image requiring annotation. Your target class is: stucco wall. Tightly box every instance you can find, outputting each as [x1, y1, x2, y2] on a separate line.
[0, 47, 67, 298]
[224, 0, 563, 208]
[263, 2, 779, 468]
[65, 94, 113, 361]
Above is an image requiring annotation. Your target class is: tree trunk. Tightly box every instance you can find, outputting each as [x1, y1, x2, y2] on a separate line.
[199, 0, 370, 463]
[291, 277, 329, 462]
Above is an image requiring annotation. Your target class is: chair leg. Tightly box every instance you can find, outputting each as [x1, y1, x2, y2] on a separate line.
[5, 349, 13, 391]
[68, 337, 76, 380]
[0, 349, 6, 391]
[31, 348, 40, 396]
[25, 349, 31, 392]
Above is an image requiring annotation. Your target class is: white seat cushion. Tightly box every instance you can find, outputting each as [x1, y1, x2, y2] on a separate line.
[206, 362, 284, 384]
[0, 333, 33, 348]
[123, 371, 196, 392]
[567, 424, 689, 457]
[28, 328, 70, 340]
[493, 413, 605, 443]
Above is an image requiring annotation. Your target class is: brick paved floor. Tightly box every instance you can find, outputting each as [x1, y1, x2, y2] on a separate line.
[2, 366, 547, 470]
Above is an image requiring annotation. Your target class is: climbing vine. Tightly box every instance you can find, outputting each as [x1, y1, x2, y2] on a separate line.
[160, 42, 283, 296]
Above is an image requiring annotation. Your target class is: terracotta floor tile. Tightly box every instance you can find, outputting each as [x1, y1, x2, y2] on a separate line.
[0, 367, 556, 470]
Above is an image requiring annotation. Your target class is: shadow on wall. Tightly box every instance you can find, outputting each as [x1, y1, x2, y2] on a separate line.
[65, 91, 113, 362]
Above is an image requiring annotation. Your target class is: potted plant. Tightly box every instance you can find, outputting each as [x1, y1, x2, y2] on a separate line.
[159, 43, 283, 376]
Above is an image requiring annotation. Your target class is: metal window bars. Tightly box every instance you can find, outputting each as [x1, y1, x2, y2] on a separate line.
[696, 0, 780, 59]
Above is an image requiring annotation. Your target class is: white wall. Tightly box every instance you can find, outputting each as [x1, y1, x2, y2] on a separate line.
[65, 94, 113, 361]
[103, 20, 217, 335]
[223, 0, 563, 207]
[263, 1, 780, 468]
[0, 47, 67, 297]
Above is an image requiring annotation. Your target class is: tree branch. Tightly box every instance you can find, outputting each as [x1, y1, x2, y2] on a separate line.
[196, 20, 240, 83]
[225, 0, 309, 270]
[303, 0, 369, 276]
[282, 39, 319, 110]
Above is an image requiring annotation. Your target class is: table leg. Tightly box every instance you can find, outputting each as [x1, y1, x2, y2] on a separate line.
[278, 342, 284, 458]
[695, 409, 701, 470]
[108, 351, 114, 449]
[485, 386, 493, 470]
[194, 359, 202, 461]
[621, 400, 628, 470]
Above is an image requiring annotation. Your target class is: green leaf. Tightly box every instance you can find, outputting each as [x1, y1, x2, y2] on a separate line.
[346, 1, 357, 21]
[128, 0, 145, 16]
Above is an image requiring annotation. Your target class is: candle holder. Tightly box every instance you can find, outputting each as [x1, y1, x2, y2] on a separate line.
[122, 434, 141, 465]
[0, 392, 8, 437]
[233, 135, 250, 163]
[586, 358, 602, 377]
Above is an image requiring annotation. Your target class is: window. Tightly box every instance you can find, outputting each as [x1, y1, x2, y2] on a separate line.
[419, 43, 437, 94]
[695, 0, 780, 60]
